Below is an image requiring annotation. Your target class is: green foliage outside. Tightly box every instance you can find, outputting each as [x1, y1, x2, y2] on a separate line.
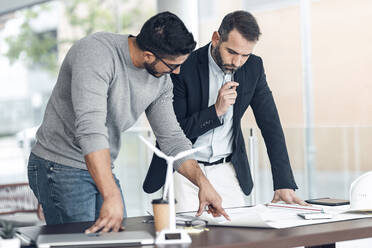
[3, 0, 154, 75]
[4, 4, 58, 74]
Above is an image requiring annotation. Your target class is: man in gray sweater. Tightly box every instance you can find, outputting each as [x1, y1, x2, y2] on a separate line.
[28, 12, 229, 233]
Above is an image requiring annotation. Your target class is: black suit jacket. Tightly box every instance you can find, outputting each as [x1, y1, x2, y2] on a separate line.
[143, 43, 298, 195]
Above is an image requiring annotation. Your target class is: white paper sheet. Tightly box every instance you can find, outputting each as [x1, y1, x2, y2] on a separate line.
[185, 204, 372, 229]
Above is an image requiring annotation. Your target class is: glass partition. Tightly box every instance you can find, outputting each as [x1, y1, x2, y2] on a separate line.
[1, 0, 371, 219]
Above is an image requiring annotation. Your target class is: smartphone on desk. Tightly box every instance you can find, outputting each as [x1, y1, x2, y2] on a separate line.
[298, 212, 333, 220]
[305, 197, 350, 206]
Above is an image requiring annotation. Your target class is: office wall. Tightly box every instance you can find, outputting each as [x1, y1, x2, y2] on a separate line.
[250, 0, 372, 127]
[195, 0, 372, 203]
[250, 0, 372, 173]
[197, 0, 372, 173]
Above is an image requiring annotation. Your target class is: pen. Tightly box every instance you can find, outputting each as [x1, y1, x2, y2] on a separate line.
[265, 203, 324, 213]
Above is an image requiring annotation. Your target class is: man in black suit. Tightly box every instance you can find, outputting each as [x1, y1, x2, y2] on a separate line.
[144, 11, 306, 212]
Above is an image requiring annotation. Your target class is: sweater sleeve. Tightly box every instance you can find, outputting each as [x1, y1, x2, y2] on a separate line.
[69, 36, 114, 156]
[145, 77, 194, 171]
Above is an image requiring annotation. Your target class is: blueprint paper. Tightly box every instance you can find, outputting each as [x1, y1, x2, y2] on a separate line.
[187, 204, 372, 229]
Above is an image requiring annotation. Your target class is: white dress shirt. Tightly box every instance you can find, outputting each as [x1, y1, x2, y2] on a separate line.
[193, 44, 234, 163]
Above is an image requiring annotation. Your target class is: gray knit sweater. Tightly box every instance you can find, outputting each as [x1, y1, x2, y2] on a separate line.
[32, 32, 193, 170]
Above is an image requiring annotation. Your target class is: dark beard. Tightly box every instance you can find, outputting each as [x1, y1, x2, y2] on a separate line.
[212, 42, 240, 74]
[144, 60, 163, 78]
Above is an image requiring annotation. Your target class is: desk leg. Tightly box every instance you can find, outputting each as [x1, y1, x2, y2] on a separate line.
[305, 244, 335, 248]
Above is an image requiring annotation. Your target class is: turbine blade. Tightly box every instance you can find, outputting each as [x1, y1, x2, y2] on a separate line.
[174, 146, 208, 160]
[139, 135, 169, 160]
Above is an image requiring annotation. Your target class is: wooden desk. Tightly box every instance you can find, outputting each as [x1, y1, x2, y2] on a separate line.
[18, 216, 372, 248]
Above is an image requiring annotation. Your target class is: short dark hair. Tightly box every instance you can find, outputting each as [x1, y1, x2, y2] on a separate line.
[136, 12, 196, 58]
[218, 11, 261, 42]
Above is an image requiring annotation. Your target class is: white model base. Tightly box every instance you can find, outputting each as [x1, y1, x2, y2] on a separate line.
[155, 229, 191, 245]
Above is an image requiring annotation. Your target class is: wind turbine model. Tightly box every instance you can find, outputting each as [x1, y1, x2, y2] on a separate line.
[139, 135, 207, 244]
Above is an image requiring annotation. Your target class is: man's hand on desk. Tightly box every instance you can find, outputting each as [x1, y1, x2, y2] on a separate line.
[84, 149, 124, 234]
[271, 189, 310, 206]
[85, 190, 124, 234]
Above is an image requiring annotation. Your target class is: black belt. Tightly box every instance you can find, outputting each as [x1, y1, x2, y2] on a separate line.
[198, 154, 232, 166]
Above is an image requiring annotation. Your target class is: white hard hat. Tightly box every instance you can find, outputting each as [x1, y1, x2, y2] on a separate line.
[349, 171, 372, 211]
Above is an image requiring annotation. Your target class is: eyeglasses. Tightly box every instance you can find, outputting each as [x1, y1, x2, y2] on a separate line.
[142, 214, 207, 227]
[142, 213, 208, 234]
[149, 50, 182, 73]
[176, 214, 208, 229]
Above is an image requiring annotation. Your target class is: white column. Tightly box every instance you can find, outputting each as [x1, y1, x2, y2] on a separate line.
[300, 0, 316, 199]
[157, 0, 199, 44]
[248, 128, 258, 205]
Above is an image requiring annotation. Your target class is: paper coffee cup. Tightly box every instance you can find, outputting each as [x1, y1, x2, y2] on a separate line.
[152, 199, 169, 232]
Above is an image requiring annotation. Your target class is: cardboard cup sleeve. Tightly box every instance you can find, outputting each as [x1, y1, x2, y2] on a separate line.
[152, 199, 169, 233]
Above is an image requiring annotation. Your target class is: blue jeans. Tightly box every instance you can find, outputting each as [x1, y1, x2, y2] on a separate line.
[27, 153, 127, 225]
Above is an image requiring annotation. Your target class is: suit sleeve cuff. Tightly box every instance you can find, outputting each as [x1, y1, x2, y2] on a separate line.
[198, 105, 223, 130]
[273, 181, 298, 191]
